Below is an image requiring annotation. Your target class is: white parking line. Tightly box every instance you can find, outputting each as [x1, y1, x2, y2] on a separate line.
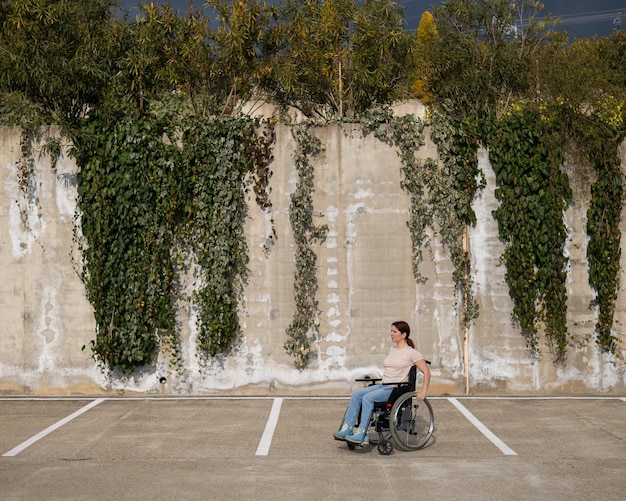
[3, 398, 105, 457]
[256, 397, 283, 456]
[448, 397, 517, 456]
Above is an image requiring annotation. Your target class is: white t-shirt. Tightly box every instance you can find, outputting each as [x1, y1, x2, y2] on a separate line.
[382, 346, 424, 383]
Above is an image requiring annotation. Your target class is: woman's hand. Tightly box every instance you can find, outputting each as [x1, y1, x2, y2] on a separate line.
[414, 390, 427, 401]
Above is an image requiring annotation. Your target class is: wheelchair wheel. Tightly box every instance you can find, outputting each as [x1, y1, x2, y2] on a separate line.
[377, 439, 394, 455]
[389, 393, 434, 451]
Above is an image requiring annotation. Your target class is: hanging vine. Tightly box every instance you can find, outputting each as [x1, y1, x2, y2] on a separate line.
[76, 115, 179, 373]
[570, 115, 625, 355]
[428, 108, 485, 324]
[284, 122, 328, 369]
[361, 106, 482, 326]
[76, 111, 274, 373]
[179, 117, 275, 357]
[487, 106, 572, 363]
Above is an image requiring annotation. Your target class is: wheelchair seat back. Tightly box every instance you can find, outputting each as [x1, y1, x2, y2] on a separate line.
[371, 364, 417, 417]
[384, 364, 417, 405]
[369, 365, 417, 432]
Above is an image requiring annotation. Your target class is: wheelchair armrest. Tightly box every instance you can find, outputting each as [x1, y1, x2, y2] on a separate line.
[355, 376, 382, 385]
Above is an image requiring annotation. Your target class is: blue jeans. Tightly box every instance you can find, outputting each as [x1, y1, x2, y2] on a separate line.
[343, 384, 394, 430]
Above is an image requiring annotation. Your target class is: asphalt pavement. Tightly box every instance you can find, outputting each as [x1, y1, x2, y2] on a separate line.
[1, 396, 625, 500]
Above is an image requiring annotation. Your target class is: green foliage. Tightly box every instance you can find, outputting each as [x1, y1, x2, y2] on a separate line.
[419, 2, 624, 361]
[0, 0, 112, 199]
[587, 142, 623, 353]
[1, 0, 625, 372]
[285, 122, 328, 369]
[421, 0, 555, 119]
[538, 32, 626, 126]
[488, 106, 572, 362]
[207, 0, 276, 114]
[362, 105, 482, 325]
[568, 113, 624, 354]
[75, 111, 274, 372]
[537, 31, 626, 356]
[75, 115, 179, 372]
[0, 0, 115, 131]
[261, 0, 415, 120]
[429, 109, 485, 323]
[109, 2, 189, 114]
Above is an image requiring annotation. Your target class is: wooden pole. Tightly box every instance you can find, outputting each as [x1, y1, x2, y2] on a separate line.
[463, 227, 470, 394]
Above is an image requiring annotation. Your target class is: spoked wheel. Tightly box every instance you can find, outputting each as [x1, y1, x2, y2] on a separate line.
[389, 393, 434, 451]
[377, 440, 394, 455]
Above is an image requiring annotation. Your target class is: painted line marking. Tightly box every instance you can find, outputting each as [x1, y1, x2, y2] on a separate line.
[448, 397, 517, 456]
[3, 398, 105, 457]
[621, 398, 626, 403]
[0, 396, 624, 402]
[256, 397, 283, 456]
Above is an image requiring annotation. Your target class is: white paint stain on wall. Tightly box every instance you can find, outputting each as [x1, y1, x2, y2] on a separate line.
[4, 162, 46, 259]
[35, 289, 60, 371]
[321, 204, 347, 369]
[353, 188, 374, 199]
[470, 150, 497, 297]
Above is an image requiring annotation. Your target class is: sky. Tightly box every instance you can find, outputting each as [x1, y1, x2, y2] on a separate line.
[120, 1, 625, 39]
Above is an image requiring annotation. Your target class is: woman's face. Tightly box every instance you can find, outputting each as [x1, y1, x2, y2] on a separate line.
[390, 325, 404, 342]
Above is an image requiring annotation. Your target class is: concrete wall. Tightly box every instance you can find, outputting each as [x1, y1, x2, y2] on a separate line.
[1, 105, 625, 395]
[0, 128, 103, 394]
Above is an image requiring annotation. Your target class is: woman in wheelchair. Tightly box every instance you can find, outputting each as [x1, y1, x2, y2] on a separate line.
[333, 320, 431, 446]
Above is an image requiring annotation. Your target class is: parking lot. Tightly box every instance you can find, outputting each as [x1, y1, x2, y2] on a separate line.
[1, 396, 625, 500]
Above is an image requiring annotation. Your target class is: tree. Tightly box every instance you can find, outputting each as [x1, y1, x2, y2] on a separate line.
[0, 0, 116, 132]
[412, 10, 437, 104]
[103, 1, 276, 117]
[204, 0, 275, 115]
[419, 0, 556, 120]
[259, 0, 415, 120]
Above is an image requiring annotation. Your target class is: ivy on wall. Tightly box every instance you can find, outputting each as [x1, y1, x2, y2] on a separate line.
[2, 0, 625, 378]
[179, 118, 273, 357]
[487, 106, 572, 363]
[75, 111, 274, 373]
[429, 109, 484, 324]
[283, 108, 485, 368]
[362, 106, 482, 327]
[571, 115, 625, 354]
[362, 102, 624, 364]
[76, 116, 178, 372]
[284, 122, 328, 369]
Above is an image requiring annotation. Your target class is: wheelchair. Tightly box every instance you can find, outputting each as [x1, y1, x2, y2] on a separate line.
[337, 363, 434, 455]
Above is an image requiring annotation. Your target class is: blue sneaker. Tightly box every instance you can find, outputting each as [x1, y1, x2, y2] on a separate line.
[345, 429, 369, 445]
[333, 424, 352, 441]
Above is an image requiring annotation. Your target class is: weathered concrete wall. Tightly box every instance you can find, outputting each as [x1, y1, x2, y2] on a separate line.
[0, 128, 104, 394]
[1, 104, 625, 395]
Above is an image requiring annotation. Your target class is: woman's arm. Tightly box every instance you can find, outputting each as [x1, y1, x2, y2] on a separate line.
[414, 358, 431, 401]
